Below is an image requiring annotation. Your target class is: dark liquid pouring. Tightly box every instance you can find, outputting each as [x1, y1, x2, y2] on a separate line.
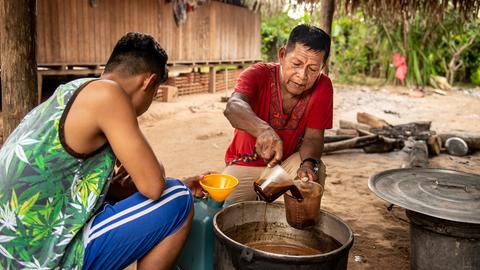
[254, 182, 303, 203]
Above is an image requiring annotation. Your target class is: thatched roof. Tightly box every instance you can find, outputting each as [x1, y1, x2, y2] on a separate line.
[239, 0, 480, 21]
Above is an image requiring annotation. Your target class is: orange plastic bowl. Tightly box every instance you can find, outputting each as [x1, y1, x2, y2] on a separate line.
[200, 174, 239, 202]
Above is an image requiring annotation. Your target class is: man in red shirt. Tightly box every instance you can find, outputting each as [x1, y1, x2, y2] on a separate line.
[223, 24, 333, 203]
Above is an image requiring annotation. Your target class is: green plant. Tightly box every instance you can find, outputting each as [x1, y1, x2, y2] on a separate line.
[471, 66, 480, 85]
[261, 11, 311, 61]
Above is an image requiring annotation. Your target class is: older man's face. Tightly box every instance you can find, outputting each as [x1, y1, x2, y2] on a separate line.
[279, 43, 325, 96]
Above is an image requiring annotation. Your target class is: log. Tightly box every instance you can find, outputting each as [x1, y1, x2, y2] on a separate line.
[427, 135, 442, 156]
[324, 134, 379, 153]
[339, 120, 372, 131]
[438, 133, 480, 149]
[371, 121, 432, 140]
[336, 128, 359, 136]
[357, 112, 391, 128]
[405, 139, 429, 168]
[363, 137, 405, 153]
[324, 135, 356, 143]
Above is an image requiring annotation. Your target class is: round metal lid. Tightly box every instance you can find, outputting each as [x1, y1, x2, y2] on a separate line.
[368, 168, 480, 224]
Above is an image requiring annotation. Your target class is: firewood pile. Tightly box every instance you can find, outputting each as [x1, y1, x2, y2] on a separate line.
[324, 112, 480, 168]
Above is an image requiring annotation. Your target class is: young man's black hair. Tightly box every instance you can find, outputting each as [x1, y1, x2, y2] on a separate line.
[104, 32, 169, 84]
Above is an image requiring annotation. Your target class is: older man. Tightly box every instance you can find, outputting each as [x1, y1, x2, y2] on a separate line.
[223, 24, 333, 203]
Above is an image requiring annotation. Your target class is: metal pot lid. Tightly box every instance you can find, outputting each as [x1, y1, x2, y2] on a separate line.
[368, 168, 480, 224]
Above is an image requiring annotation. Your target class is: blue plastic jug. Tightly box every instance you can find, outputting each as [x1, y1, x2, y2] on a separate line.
[176, 197, 224, 270]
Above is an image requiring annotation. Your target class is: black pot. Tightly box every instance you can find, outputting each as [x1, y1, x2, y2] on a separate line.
[407, 210, 480, 270]
[213, 202, 354, 270]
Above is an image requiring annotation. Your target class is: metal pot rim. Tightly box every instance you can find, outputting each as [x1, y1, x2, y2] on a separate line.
[213, 201, 354, 261]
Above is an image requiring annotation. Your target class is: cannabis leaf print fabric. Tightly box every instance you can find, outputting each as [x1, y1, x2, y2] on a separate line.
[0, 78, 115, 269]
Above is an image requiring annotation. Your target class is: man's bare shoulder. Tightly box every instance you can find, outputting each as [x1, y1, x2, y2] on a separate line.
[76, 79, 133, 111]
[72, 79, 136, 126]
[82, 79, 129, 102]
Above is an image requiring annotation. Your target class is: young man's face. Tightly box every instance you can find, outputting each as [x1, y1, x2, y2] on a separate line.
[278, 43, 325, 96]
[132, 74, 160, 116]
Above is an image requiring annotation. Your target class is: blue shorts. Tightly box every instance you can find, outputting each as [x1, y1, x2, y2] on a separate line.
[82, 178, 193, 270]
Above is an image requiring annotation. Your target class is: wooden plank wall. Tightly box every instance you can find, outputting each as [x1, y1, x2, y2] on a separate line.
[33, 0, 261, 65]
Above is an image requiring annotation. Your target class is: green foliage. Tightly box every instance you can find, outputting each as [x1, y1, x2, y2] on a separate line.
[261, 12, 311, 61]
[261, 7, 480, 86]
[330, 13, 384, 81]
[471, 66, 480, 85]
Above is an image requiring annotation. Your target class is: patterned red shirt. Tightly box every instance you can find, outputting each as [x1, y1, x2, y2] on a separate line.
[225, 63, 333, 166]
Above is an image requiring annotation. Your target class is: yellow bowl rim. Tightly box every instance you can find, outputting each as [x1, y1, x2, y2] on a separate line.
[200, 173, 239, 190]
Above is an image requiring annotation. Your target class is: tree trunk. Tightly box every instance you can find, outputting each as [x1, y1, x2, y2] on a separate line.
[319, 0, 335, 74]
[447, 35, 476, 85]
[0, 0, 37, 140]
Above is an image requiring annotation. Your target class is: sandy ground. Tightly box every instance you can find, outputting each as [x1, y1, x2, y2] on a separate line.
[137, 84, 480, 270]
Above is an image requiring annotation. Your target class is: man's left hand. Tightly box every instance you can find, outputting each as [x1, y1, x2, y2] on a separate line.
[297, 164, 318, 182]
[182, 171, 217, 198]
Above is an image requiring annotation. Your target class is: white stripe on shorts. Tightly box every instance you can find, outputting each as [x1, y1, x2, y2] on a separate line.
[85, 190, 190, 245]
[88, 184, 187, 235]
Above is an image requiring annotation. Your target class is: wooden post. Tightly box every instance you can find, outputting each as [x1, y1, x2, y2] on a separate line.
[1, 0, 37, 139]
[225, 68, 228, 91]
[37, 72, 43, 104]
[208, 66, 216, 93]
[319, 0, 335, 74]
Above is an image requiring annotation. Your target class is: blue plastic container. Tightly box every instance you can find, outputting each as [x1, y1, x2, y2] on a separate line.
[176, 197, 224, 270]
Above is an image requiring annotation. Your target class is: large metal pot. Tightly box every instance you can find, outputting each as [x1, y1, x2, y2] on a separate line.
[369, 168, 480, 270]
[213, 201, 354, 270]
[407, 210, 480, 270]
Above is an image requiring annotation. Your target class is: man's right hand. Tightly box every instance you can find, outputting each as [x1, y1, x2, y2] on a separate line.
[255, 128, 283, 167]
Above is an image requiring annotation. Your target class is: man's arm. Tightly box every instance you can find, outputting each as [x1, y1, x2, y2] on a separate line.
[94, 81, 166, 200]
[224, 92, 283, 167]
[298, 127, 325, 182]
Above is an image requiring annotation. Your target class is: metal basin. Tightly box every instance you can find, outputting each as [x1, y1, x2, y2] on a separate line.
[213, 201, 354, 270]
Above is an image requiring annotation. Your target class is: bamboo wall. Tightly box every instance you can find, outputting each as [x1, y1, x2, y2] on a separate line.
[33, 0, 261, 66]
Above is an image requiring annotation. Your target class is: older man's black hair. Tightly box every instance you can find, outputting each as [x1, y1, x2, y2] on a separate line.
[285, 24, 331, 61]
[105, 32, 169, 84]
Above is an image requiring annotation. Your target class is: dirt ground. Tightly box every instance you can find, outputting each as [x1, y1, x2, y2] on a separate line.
[138, 84, 480, 270]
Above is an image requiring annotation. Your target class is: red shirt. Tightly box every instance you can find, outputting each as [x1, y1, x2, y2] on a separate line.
[225, 63, 333, 167]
